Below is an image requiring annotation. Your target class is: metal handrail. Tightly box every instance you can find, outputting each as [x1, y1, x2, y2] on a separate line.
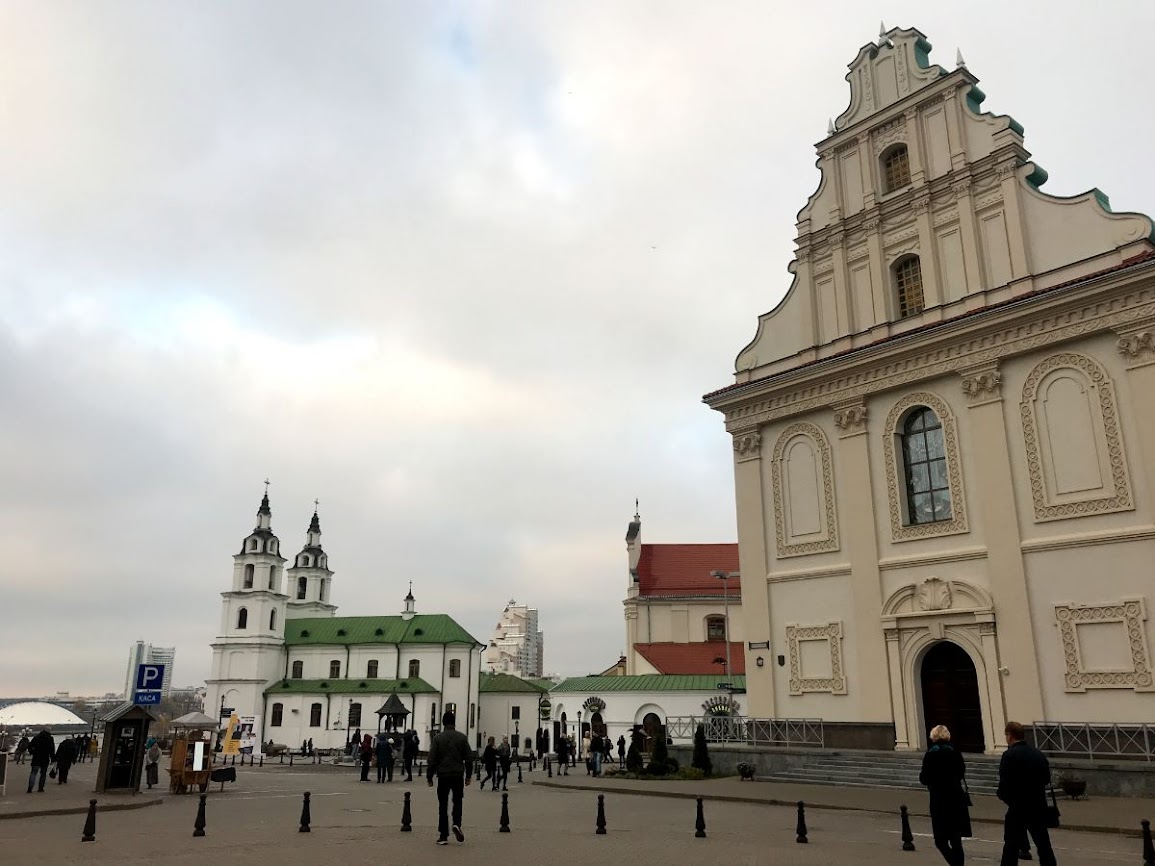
[664, 715, 824, 749]
[1029, 721, 1153, 762]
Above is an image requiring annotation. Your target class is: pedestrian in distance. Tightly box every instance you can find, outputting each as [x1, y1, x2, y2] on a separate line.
[26, 728, 55, 793]
[403, 730, 419, 781]
[480, 737, 498, 790]
[79, 733, 91, 763]
[497, 736, 512, 791]
[617, 734, 626, 770]
[427, 710, 474, 846]
[555, 734, 569, 775]
[15, 733, 30, 764]
[359, 734, 373, 782]
[54, 735, 78, 785]
[301, 739, 308, 757]
[589, 731, 603, 777]
[920, 724, 971, 866]
[144, 737, 162, 788]
[997, 721, 1058, 866]
[375, 734, 394, 783]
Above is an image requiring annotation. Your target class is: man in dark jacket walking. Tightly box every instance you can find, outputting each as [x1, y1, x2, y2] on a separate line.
[55, 736, 78, 784]
[403, 730, 419, 781]
[26, 729, 55, 793]
[426, 711, 474, 846]
[997, 721, 1057, 866]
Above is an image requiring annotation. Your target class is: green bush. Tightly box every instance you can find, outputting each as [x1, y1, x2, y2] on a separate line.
[691, 724, 712, 777]
[665, 757, 679, 773]
[647, 733, 669, 776]
[625, 743, 644, 773]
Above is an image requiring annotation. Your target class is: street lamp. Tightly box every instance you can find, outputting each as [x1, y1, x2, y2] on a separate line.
[710, 570, 740, 679]
[577, 710, 583, 761]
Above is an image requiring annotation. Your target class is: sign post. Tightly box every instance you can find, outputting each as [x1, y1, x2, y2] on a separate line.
[132, 664, 166, 707]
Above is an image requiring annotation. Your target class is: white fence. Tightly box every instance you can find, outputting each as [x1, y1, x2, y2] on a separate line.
[1029, 721, 1154, 762]
[664, 715, 824, 749]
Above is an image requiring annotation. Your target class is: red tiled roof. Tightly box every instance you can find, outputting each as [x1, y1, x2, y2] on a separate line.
[636, 543, 740, 598]
[704, 248, 1155, 402]
[635, 642, 746, 675]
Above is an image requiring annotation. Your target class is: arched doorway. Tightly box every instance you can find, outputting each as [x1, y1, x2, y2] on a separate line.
[590, 712, 606, 735]
[641, 712, 663, 754]
[920, 641, 985, 752]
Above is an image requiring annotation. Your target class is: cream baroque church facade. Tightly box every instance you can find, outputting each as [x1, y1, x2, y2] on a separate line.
[706, 27, 1155, 753]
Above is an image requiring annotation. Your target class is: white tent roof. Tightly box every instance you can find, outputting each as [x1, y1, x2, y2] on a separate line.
[0, 701, 87, 729]
[171, 712, 219, 728]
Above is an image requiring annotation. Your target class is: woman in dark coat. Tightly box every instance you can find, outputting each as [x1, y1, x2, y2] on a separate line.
[919, 724, 971, 866]
[480, 737, 498, 790]
[358, 734, 373, 782]
[555, 735, 569, 776]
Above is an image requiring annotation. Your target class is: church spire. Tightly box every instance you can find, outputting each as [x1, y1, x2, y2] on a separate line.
[402, 582, 416, 620]
[256, 481, 272, 530]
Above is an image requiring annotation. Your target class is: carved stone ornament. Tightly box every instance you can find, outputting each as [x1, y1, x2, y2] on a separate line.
[995, 161, 1019, 180]
[1019, 353, 1132, 521]
[952, 178, 973, 197]
[960, 367, 1002, 404]
[797, 247, 812, 263]
[916, 577, 953, 612]
[786, 621, 847, 695]
[770, 422, 840, 557]
[911, 196, 931, 215]
[872, 119, 906, 155]
[1055, 598, 1153, 692]
[1116, 330, 1155, 366]
[863, 216, 882, 232]
[732, 430, 762, 461]
[833, 403, 868, 437]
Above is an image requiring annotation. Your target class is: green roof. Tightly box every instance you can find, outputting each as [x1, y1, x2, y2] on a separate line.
[525, 678, 559, 691]
[283, 615, 480, 647]
[479, 673, 548, 694]
[264, 678, 437, 696]
[550, 675, 747, 693]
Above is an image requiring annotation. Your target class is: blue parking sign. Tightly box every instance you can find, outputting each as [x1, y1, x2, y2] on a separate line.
[136, 664, 166, 691]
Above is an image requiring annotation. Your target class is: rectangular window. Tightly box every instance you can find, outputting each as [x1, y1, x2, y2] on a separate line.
[291, 660, 303, 679]
[707, 617, 727, 641]
[349, 703, 362, 728]
[448, 659, 461, 678]
[408, 659, 420, 679]
[367, 660, 379, 679]
[511, 706, 520, 721]
[329, 660, 341, 679]
[310, 703, 322, 727]
[469, 703, 476, 728]
[271, 703, 283, 727]
[445, 702, 456, 717]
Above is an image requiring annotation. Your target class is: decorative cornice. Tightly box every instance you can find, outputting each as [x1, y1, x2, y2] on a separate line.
[960, 363, 1003, 406]
[1116, 328, 1155, 368]
[720, 286, 1155, 432]
[911, 195, 931, 215]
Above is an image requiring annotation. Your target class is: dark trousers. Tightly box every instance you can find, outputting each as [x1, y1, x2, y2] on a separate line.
[1000, 810, 1056, 866]
[499, 761, 511, 789]
[436, 775, 465, 840]
[933, 833, 965, 866]
[26, 765, 47, 792]
[57, 760, 72, 784]
[377, 760, 392, 782]
[403, 756, 413, 779]
[146, 762, 159, 787]
[360, 760, 370, 781]
[481, 765, 496, 789]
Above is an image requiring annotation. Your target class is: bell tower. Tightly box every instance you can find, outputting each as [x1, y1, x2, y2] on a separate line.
[205, 485, 290, 726]
[285, 504, 338, 620]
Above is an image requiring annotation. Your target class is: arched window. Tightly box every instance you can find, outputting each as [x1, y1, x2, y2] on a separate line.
[297, 577, 307, 600]
[269, 609, 277, 630]
[349, 702, 362, 728]
[302, 554, 312, 567]
[705, 615, 727, 641]
[329, 659, 341, 678]
[894, 256, 925, 318]
[269, 540, 277, 554]
[237, 607, 248, 629]
[309, 703, 322, 727]
[292, 660, 303, 679]
[367, 660, 379, 679]
[249, 539, 258, 552]
[449, 659, 461, 678]
[271, 703, 283, 727]
[243, 564, 254, 589]
[881, 143, 911, 193]
[901, 407, 952, 525]
[408, 659, 420, 679]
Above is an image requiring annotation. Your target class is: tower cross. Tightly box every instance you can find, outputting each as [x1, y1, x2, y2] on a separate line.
[264, 478, 270, 494]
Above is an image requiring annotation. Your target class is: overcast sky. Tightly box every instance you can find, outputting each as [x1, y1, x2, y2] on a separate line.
[3, 2, 1154, 696]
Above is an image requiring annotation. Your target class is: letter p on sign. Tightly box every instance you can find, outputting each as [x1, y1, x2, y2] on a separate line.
[136, 664, 165, 690]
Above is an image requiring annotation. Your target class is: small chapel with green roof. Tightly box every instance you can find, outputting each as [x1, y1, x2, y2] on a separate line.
[205, 492, 484, 751]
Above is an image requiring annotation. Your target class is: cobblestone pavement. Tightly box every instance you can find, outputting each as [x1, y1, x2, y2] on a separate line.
[0, 760, 1145, 865]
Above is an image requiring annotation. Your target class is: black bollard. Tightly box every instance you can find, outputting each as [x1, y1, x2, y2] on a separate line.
[796, 801, 808, 843]
[517, 762, 523, 783]
[1143, 819, 1155, 864]
[299, 791, 311, 833]
[547, 757, 553, 778]
[695, 797, 706, 838]
[259, 755, 264, 767]
[289, 754, 294, 767]
[280, 753, 284, 764]
[899, 805, 915, 851]
[193, 793, 207, 837]
[81, 799, 97, 842]
[499, 792, 511, 833]
[401, 791, 412, 832]
[596, 794, 607, 835]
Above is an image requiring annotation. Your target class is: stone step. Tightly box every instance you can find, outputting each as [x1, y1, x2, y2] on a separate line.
[807, 759, 999, 779]
[760, 771, 998, 795]
[760, 768, 998, 794]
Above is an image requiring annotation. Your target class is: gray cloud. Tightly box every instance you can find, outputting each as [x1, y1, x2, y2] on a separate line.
[2, 1, 1153, 694]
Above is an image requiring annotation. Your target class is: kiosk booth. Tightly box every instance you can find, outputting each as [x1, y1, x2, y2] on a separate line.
[168, 712, 219, 794]
[95, 703, 156, 794]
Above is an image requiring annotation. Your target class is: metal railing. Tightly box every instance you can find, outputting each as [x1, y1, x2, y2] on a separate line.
[664, 715, 824, 749]
[1029, 721, 1154, 762]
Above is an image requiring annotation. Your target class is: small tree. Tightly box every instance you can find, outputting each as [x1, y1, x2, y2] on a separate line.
[647, 729, 669, 776]
[625, 742, 643, 773]
[691, 723, 712, 776]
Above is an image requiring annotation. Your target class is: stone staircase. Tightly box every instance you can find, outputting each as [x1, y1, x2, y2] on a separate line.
[758, 749, 1001, 795]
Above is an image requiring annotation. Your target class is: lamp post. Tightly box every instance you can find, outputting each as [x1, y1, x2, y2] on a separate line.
[710, 570, 740, 679]
[216, 693, 226, 752]
[577, 711, 583, 761]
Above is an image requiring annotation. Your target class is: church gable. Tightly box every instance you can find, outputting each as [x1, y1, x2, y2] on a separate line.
[733, 26, 1154, 380]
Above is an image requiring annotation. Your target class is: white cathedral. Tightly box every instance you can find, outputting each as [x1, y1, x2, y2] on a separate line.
[205, 493, 484, 750]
